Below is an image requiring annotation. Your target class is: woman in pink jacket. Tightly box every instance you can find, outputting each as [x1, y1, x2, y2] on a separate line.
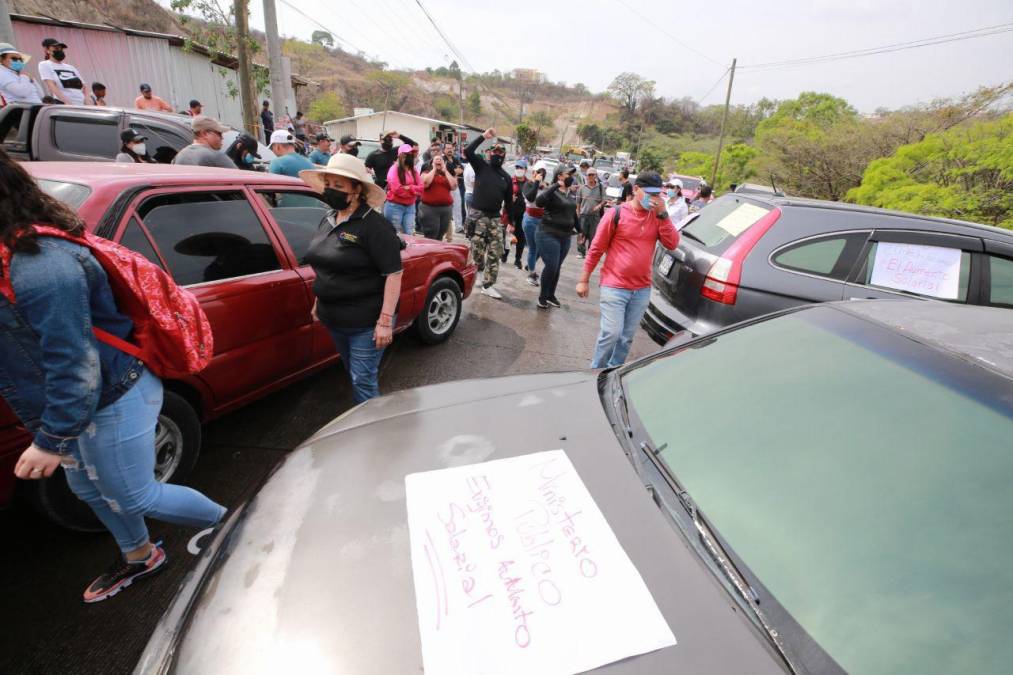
[384, 144, 423, 234]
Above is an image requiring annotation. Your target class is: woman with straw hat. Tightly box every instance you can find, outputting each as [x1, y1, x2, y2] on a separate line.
[299, 154, 403, 403]
[0, 43, 42, 105]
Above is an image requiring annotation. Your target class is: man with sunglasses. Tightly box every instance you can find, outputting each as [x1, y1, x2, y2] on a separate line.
[172, 115, 236, 169]
[0, 43, 42, 104]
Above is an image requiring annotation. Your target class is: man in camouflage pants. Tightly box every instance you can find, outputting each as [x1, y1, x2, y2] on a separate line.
[464, 128, 513, 299]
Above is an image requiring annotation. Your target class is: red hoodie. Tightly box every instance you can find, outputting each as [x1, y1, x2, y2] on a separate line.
[583, 203, 679, 290]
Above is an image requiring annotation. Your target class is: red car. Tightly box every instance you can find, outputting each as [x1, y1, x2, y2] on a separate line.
[669, 174, 704, 202]
[1, 163, 476, 528]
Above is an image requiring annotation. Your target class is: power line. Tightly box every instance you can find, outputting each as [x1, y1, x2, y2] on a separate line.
[697, 68, 729, 104]
[615, 0, 725, 69]
[275, 0, 373, 60]
[740, 21, 1013, 71]
[411, 0, 476, 72]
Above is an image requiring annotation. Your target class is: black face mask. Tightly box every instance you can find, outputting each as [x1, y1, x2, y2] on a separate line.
[490, 155, 504, 168]
[381, 140, 393, 151]
[563, 176, 574, 187]
[347, 146, 359, 157]
[322, 187, 352, 211]
[52, 49, 66, 61]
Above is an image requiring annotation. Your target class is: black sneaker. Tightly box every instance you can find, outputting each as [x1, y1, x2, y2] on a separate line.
[526, 273, 539, 287]
[537, 299, 549, 309]
[513, 259, 522, 269]
[546, 297, 562, 308]
[83, 544, 167, 603]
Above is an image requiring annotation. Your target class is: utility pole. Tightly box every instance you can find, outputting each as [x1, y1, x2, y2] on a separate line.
[710, 57, 737, 188]
[0, 0, 14, 45]
[234, 0, 258, 136]
[457, 74, 464, 147]
[262, 0, 288, 120]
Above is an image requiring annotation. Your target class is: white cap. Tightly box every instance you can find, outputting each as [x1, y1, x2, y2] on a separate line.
[269, 129, 296, 145]
[672, 178, 683, 189]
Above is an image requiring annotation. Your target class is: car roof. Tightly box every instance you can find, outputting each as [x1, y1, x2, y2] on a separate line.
[741, 193, 1013, 239]
[24, 161, 306, 188]
[835, 300, 1013, 379]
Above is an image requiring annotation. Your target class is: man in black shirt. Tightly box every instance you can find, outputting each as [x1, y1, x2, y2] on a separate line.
[261, 101, 274, 144]
[464, 128, 513, 299]
[363, 130, 416, 190]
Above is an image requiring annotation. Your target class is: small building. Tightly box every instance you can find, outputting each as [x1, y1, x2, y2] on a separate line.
[324, 110, 514, 156]
[9, 13, 313, 131]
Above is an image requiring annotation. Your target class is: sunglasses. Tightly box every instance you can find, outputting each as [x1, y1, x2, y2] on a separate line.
[7, 56, 23, 62]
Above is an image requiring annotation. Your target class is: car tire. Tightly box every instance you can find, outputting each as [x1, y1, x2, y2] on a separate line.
[22, 390, 202, 532]
[414, 276, 463, 345]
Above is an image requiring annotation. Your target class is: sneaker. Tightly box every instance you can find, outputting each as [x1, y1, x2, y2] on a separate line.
[500, 253, 509, 263]
[83, 544, 167, 603]
[526, 274, 539, 287]
[513, 260, 522, 270]
[546, 297, 561, 308]
[537, 299, 549, 309]
[481, 285, 503, 299]
[577, 252, 585, 259]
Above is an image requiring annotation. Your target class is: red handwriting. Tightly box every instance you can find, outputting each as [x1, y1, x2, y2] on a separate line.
[533, 457, 598, 579]
[498, 560, 534, 648]
[466, 475, 505, 550]
[438, 502, 492, 609]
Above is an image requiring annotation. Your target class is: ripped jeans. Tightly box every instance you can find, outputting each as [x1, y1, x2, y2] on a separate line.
[62, 368, 225, 554]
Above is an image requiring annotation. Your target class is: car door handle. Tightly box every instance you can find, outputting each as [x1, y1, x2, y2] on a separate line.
[671, 249, 686, 262]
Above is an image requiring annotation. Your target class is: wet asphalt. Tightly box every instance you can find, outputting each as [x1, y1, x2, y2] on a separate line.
[0, 247, 660, 675]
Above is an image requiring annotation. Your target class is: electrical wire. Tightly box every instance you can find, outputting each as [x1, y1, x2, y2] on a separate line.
[615, 0, 725, 69]
[696, 68, 729, 104]
[739, 21, 1013, 71]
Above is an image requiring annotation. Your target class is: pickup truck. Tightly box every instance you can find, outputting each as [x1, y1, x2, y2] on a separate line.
[0, 102, 272, 165]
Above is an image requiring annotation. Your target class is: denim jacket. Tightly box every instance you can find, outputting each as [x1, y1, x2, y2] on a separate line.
[0, 238, 143, 454]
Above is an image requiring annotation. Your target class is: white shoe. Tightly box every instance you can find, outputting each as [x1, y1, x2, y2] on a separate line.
[481, 285, 503, 299]
[475, 271, 483, 287]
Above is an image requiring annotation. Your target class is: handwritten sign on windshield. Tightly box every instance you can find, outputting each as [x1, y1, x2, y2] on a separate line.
[870, 242, 962, 299]
[406, 450, 676, 675]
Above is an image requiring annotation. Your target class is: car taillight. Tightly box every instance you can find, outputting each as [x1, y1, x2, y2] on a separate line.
[700, 207, 781, 305]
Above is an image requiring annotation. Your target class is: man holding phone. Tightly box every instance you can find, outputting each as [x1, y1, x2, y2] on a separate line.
[577, 171, 679, 368]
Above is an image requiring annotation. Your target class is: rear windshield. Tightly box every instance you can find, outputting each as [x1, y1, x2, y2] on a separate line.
[677, 177, 701, 191]
[38, 179, 92, 209]
[681, 195, 772, 253]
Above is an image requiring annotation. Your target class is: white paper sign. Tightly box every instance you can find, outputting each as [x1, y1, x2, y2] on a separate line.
[405, 450, 676, 675]
[870, 242, 962, 299]
[715, 202, 769, 237]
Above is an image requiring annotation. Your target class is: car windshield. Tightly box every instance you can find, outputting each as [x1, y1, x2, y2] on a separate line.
[677, 177, 701, 191]
[38, 179, 92, 209]
[622, 306, 1013, 675]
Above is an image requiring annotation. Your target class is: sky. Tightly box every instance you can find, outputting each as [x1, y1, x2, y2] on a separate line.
[158, 0, 1012, 112]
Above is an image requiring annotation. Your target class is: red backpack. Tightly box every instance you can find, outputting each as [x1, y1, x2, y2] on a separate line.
[0, 226, 213, 379]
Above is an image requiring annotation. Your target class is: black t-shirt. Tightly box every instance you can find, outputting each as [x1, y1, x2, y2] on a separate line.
[621, 182, 634, 202]
[305, 206, 403, 329]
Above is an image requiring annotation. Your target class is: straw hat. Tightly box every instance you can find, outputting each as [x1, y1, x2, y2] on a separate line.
[299, 153, 385, 209]
[0, 43, 30, 65]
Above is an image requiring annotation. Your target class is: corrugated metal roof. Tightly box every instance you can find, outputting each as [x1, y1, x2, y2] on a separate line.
[323, 110, 466, 128]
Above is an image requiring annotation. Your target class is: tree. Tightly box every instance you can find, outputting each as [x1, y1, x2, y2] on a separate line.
[366, 70, 412, 110]
[307, 91, 346, 122]
[433, 93, 459, 120]
[526, 110, 554, 142]
[638, 146, 664, 173]
[467, 90, 482, 116]
[514, 123, 538, 154]
[606, 72, 655, 116]
[847, 115, 1013, 229]
[310, 30, 334, 48]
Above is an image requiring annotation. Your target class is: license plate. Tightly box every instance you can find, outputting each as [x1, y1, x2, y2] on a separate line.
[658, 254, 675, 276]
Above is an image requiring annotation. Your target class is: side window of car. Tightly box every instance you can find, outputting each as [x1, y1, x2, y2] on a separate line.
[988, 256, 1013, 308]
[51, 116, 120, 158]
[256, 191, 329, 265]
[771, 232, 869, 281]
[136, 191, 282, 286]
[858, 240, 970, 302]
[129, 120, 189, 164]
[117, 217, 165, 270]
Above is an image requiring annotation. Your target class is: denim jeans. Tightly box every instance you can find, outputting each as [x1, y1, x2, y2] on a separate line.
[325, 324, 386, 403]
[384, 202, 416, 235]
[535, 229, 571, 302]
[62, 369, 226, 554]
[591, 286, 652, 368]
[521, 214, 541, 271]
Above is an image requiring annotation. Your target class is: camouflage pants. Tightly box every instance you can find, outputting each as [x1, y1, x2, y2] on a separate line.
[468, 208, 504, 287]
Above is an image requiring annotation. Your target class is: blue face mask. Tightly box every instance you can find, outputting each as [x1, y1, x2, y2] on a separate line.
[9, 60, 25, 72]
[640, 193, 653, 210]
[243, 153, 255, 164]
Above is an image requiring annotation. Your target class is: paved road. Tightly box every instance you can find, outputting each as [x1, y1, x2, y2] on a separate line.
[0, 247, 660, 675]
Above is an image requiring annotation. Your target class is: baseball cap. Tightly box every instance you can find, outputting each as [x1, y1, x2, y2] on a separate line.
[315, 132, 332, 143]
[339, 134, 360, 146]
[139, 83, 152, 92]
[120, 129, 146, 143]
[489, 143, 506, 154]
[41, 38, 68, 49]
[587, 166, 597, 174]
[269, 129, 296, 145]
[580, 159, 590, 166]
[191, 115, 228, 134]
[189, 99, 201, 108]
[397, 143, 415, 155]
[635, 171, 664, 193]
[515, 159, 528, 168]
[671, 178, 683, 189]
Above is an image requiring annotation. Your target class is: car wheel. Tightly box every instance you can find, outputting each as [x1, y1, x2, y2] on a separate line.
[22, 390, 202, 532]
[415, 277, 463, 345]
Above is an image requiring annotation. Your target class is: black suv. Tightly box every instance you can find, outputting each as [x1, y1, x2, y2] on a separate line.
[643, 194, 1013, 343]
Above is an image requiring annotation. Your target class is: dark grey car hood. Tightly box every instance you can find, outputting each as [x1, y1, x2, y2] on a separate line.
[149, 371, 787, 675]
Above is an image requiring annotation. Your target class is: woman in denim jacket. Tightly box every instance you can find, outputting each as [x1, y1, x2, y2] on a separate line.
[0, 151, 225, 603]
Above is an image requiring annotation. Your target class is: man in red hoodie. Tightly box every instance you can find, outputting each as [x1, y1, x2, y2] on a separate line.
[577, 171, 679, 368]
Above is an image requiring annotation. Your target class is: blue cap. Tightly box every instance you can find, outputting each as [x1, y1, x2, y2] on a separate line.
[515, 159, 528, 168]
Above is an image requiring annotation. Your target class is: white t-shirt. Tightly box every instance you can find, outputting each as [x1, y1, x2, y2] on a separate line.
[667, 197, 689, 223]
[463, 163, 476, 194]
[37, 60, 86, 105]
[0, 65, 43, 104]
